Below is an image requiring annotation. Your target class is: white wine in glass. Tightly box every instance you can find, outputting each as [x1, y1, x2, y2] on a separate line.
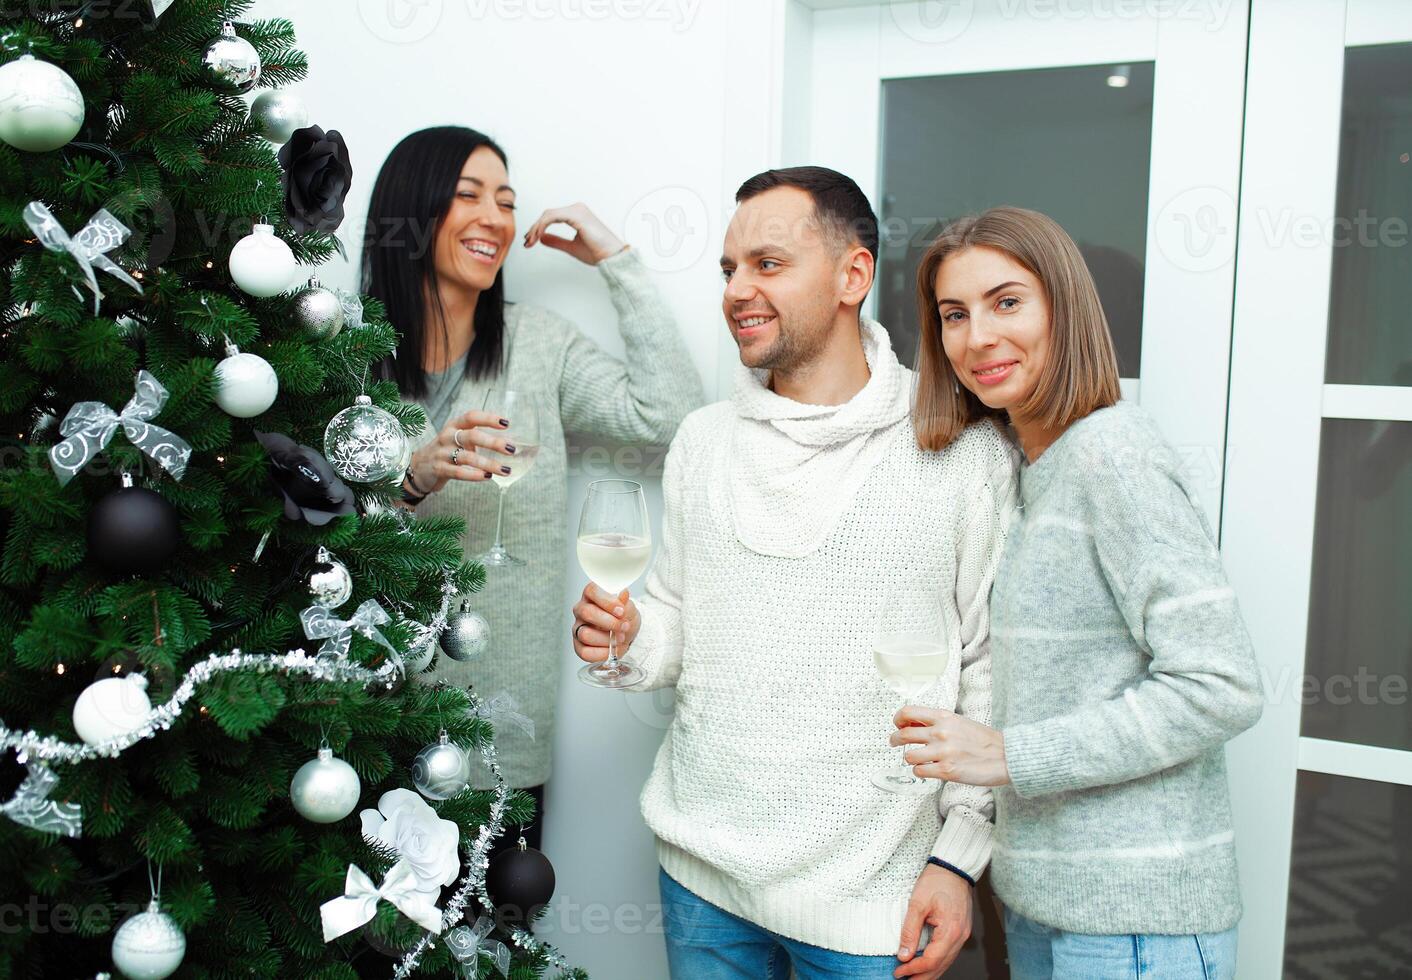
[872, 597, 949, 795]
[475, 389, 541, 567]
[577, 480, 652, 689]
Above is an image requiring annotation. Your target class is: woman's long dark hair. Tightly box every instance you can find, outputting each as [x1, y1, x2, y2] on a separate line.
[363, 126, 508, 399]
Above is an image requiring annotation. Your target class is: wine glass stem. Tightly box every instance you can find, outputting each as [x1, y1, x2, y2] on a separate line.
[604, 625, 620, 673]
[897, 698, 915, 777]
[491, 487, 507, 550]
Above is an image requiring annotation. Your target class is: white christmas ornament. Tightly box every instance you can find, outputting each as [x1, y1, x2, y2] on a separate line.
[324, 395, 410, 484]
[111, 899, 186, 980]
[0, 55, 85, 152]
[72, 673, 152, 747]
[228, 223, 296, 297]
[360, 787, 460, 898]
[213, 341, 278, 418]
[248, 89, 307, 144]
[290, 746, 361, 823]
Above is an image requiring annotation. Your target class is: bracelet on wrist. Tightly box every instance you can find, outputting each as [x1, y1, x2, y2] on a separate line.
[926, 856, 976, 886]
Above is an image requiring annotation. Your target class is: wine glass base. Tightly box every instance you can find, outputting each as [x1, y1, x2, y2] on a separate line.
[476, 546, 525, 567]
[871, 769, 937, 796]
[579, 661, 644, 689]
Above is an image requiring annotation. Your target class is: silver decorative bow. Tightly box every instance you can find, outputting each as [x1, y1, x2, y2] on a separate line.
[320, 862, 443, 941]
[2, 764, 82, 837]
[49, 371, 192, 486]
[334, 287, 364, 330]
[301, 599, 399, 661]
[23, 202, 144, 314]
[446, 915, 510, 978]
[476, 691, 535, 741]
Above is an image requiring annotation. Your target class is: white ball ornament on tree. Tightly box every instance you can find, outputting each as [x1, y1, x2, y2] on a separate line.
[228, 222, 297, 297]
[213, 340, 278, 418]
[411, 730, 471, 801]
[248, 89, 307, 144]
[202, 21, 261, 92]
[72, 673, 152, 747]
[111, 899, 185, 980]
[290, 746, 361, 823]
[291, 275, 345, 341]
[0, 54, 85, 152]
[324, 395, 410, 484]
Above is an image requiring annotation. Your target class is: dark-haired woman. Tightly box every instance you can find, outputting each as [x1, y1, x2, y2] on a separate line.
[364, 126, 702, 853]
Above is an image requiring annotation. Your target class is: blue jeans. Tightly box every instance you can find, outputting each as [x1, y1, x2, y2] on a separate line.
[1003, 906, 1238, 979]
[659, 867, 902, 979]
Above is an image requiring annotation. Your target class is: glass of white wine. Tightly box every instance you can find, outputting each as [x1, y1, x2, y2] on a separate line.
[576, 479, 652, 689]
[872, 592, 949, 795]
[475, 389, 542, 568]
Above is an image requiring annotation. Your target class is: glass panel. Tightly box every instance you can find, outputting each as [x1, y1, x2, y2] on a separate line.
[1285, 772, 1412, 974]
[877, 63, 1154, 376]
[1302, 419, 1412, 750]
[1325, 43, 1412, 387]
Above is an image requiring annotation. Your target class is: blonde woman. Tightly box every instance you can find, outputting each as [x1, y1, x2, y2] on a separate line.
[892, 207, 1263, 979]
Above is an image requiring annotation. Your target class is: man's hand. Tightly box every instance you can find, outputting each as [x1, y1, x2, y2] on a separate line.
[894, 864, 973, 978]
[891, 706, 1011, 787]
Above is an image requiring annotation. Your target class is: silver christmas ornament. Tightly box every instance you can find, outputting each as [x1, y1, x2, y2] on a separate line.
[324, 396, 409, 484]
[412, 730, 471, 800]
[248, 89, 308, 144]
[307, 546, 353, 609]
[291, 276, 345, 341]
[111, 900, 185, 980]
[0, 55, 85, 152]
[439, 601, 490, 662]
[213, 341, 278, 418]
[202, 21, 261, 92]
[289, 746, 361, 823]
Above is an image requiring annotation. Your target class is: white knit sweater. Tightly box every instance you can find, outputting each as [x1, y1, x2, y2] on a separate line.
[627, 321, 1019, 955]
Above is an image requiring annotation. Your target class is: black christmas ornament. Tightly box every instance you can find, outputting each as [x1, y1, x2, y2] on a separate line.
[87, 473, 181, 576]
[278, 125, 353, 233]
[255, 431, 356, 526]
[485, 837, 555, 928]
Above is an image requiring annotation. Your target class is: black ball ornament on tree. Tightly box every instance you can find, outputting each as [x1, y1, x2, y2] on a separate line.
[87, 473, 181, 576]
[485, 837, 555, 929]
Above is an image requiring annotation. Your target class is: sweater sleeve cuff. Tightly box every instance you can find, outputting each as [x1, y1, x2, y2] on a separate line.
[623, 605, 674, 692]
[594, 244, 644, 291]
[930, 810, 993, 882]
[1003, 721, 1079, 799]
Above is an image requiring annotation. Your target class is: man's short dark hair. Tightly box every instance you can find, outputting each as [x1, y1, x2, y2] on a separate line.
[735, 166, 879, 262]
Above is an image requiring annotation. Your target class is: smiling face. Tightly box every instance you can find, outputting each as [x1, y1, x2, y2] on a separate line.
[430, 145, 516, 294]
[933, 245, 1053, 413]
[719, 186, 855, 373]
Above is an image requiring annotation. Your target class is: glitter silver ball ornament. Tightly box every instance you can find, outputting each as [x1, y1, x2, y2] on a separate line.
[0, 54, 85, 152]
[111, 900, 185, 980]
[412, 730, 471, 800]
[439, 601, 490, 662]
[307, 546, 352, 608]
[324, 395, 409, 484]
[202, 21, 261, 92]
[248, 89, 308, 144]
[289, 746, 361, 823]
[291, 276, 345, 341]
[213, 342, 278, 418]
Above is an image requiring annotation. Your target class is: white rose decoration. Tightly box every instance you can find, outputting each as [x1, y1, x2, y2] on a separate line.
[360, 788, 460, 898]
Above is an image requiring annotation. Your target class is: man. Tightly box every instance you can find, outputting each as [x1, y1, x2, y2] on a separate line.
[571, 167, 1016, 979]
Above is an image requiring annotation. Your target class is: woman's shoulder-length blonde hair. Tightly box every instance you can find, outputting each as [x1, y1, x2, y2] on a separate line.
[912, 206, 1121, 451]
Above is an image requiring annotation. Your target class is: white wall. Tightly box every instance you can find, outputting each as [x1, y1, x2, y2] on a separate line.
[246, 2, 785, 976]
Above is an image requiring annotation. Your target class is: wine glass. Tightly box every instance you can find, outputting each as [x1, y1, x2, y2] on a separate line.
[475, 389, 542, 568]
[576, 480, 652, 689]
[872, 591, 949, 795]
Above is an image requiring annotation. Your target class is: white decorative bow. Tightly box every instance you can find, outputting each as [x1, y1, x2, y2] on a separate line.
[300, 599, 399, 661]
[446, 915, 511, 977]
[1, 764, 82, 838]
[476, 691, 535, 741]
[23, 202, 144, 314]
[48, 370, 192, 486]
[319, 862, 444, 942]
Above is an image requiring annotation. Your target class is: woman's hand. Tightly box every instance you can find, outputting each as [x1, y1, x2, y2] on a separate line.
[405, 408, 515, 496]
[890, 707, 1012, 788]
[522, 203, 627, 266]
[571, 583, 641, 663]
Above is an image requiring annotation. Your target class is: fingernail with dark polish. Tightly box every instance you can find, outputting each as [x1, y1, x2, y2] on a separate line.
[499, 418, 510, 427]
[505, 444, 517, 454]
[501, 466, 512, 475]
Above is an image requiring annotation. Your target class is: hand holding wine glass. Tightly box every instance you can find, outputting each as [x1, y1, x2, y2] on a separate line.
[574, 480, 652, 688]
[571, 582, 642, 663]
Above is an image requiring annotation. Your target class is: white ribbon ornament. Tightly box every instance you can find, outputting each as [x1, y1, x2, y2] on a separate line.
[23, 202, 144, 314]
[320, 862, 444, 942]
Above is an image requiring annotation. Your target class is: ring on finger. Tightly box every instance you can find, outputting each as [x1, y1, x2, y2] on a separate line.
[574, 623, 587, 643]
[450, 446, 462, 466]
[453, 429, 464, 449]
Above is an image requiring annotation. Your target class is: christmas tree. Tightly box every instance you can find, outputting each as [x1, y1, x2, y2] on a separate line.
[0, 3, 579, 977]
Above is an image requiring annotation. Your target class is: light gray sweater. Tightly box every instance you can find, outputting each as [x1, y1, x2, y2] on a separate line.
[411, 247, 703, 788]
[990, 401, 1264, 936]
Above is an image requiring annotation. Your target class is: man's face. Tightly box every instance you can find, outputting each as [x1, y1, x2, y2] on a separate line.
[719, 186, 848, 373]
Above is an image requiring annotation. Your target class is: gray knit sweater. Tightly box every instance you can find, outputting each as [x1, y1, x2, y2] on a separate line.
[990, 401, 1264, 935]
[410, 247, 703, 788]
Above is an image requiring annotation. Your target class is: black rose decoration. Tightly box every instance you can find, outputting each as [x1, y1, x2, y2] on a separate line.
[255, 430, 356, 526]
[278, 125, 353, 233]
